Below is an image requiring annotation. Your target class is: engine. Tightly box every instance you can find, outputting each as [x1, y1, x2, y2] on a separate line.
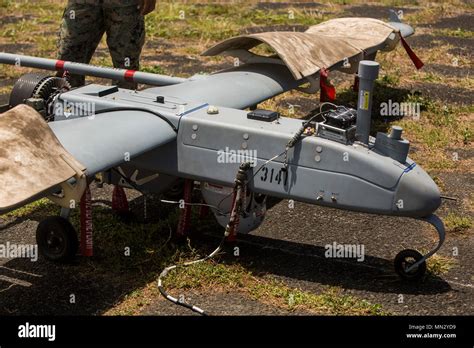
[9, 73, 71, 121]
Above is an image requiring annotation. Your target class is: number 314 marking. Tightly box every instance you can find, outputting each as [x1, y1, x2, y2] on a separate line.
[260, 167, 287, 186]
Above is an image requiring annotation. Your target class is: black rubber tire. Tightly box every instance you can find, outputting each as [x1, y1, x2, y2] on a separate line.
[394, 249, 427, 281]
[36, 216, 78, 263]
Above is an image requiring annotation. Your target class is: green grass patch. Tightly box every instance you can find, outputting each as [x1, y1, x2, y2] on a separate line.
[166, 260, 249, 290]
[436, 28, 474, 39]
[0, 198, 57, 220]
[427, 254, 457, 275]
[68, 202, 182, 270]
[140, 65, 167, 75]
[162, 259, 386, 315]
[143, 2, 328, 41]
[430, 175, 446, 191]
[248, 280, 386, 315]
[398, 101, 473, 151]
[444, 213, 473, 233]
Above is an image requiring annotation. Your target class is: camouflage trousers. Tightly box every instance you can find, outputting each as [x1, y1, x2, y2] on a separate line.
[57, 1, 145, 89]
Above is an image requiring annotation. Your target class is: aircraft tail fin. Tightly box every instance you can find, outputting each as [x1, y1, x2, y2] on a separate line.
[388, 9, 415, 38]
[389, 9, 402, 23]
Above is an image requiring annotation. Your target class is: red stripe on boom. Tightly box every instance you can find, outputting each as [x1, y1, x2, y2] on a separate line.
[55, 60, 65, 71]
[124, 70, 135, 82]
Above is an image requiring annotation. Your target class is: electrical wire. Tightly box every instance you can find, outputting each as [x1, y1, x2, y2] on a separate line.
[216, 190, 235, 214]
[157, 162, 252, 316]
[67, 106, 178, 131]
[319, 101, 339, 113]
[252, 151, 286, 179]
[111, 167, 228, 315]
[226, 107, 340, 203]
[157, 236, 226, 316]
[160, 199, 227, 216]
[93, 107, 178, 131]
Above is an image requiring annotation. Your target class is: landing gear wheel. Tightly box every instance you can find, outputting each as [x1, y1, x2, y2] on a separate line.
[36, 216, 78, 263]
[394, 249, 426, 281]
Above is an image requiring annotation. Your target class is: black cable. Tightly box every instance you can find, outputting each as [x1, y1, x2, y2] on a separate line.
[78, 106, 178, 132]
[216, 190, 235, 213]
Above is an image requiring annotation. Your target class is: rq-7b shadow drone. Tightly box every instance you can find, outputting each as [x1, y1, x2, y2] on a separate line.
[0, 14, 444, 282]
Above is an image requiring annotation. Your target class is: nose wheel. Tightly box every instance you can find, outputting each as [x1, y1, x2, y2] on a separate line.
[36, 216, 78, 263]
[394, 214, 445, 281]
[394, 249, 426, 280]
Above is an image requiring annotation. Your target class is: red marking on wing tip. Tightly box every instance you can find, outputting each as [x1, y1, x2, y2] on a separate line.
[55, 60, 65, 70]
[124, 70, 136, 81]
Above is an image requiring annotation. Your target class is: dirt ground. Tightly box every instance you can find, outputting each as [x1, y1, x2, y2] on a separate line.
[0, 1, 473, 316]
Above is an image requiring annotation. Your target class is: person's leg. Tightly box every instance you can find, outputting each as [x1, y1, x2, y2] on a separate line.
[57, 2, 105, 87]
[104, 5, 145, 89]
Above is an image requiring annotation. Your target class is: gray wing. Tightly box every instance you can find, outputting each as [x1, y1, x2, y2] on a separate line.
[0, 105, 175, 213]
[147, 63, 301, 110]
[50, 110, 176, 176]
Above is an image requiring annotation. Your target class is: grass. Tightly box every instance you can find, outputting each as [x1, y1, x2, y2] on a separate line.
[435, 28, 474, 39]
[444, 213, 473, 233]
[0, 198, 57, 220]
[430, 175, 446, 191]
[109, 257, 387, 315]
[392, 100, 473, 171]
[247, 279, 386, 315]
[140, 65, 167, 75]
[427, 254, 457, 275]
[85, 192, 387, 316]
[0, 183, 386, 316]
[143, 3, 327, 41]
[66, 199, 182, 271]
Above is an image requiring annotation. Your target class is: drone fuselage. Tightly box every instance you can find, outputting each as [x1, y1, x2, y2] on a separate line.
[51, 82, 440, 219]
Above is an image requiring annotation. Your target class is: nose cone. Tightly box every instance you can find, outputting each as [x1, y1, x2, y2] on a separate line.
[394, 165, 441, 217]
